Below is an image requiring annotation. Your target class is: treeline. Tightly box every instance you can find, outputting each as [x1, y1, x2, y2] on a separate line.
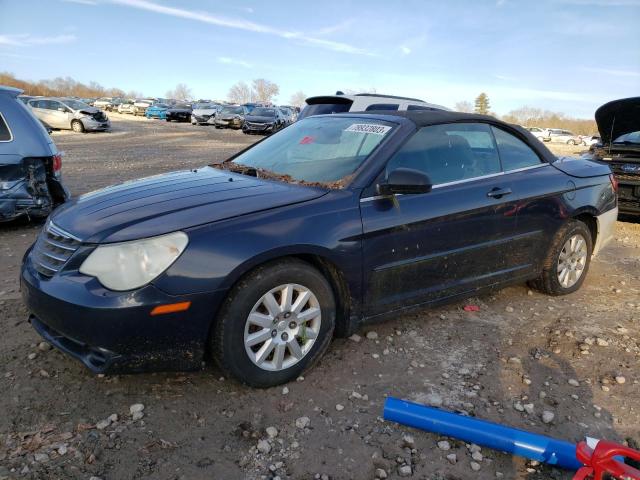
[501, 106, 598, 136]
[0, 72, 138, 99]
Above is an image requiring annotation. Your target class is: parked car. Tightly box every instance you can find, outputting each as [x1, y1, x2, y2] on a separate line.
[28, 97, 110, 133]
[18, 95, 37, 105]
[547, 129, 582, 145]
[93, 97, 113, 110]
[20, 110, 617, 386]
[191, 103, 220, 125]
[242, 107, 287, 135]
[278, 106, 295, 125]
[145, 103, 170, 120]
[118, 102, 135, 114]
[214, 105, 249, 129]
[133, 99, 154, 116]
[298, 92, 448, 120]
[525, 126, 550, 142]
[165, 103, 192, 122]
[588, 97, 640, 215]
[0, 86, 69, 222]
[581, 135, 601, 147]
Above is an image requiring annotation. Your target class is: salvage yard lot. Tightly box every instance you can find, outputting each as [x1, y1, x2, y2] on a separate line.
[1, 114, 639, 480]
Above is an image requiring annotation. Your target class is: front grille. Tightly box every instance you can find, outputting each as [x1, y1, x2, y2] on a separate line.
[31, 222, 81, 278]
[247, 122, 269, 129]
[614, 173, 640, 183]
[92, 112, 107, 122]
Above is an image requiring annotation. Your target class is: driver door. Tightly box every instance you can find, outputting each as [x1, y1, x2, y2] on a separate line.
[360, 122, 521, 317]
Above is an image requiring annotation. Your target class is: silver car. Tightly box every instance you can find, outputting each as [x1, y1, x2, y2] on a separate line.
[28, 97, 111, 133]
[547, 128, 582, 145]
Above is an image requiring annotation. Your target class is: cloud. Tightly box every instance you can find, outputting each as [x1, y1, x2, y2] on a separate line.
[61, 0, 98, 4]
[217, 56, 252, 68]
[400, 46, 411, 56]
[109, 0, 373, 55]
[316, 20, 354, 36]
[582, 67, 640, 77]
[0, 34, 77, 47]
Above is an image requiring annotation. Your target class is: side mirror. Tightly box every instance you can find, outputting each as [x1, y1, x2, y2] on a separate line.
[377, 168, 432, 196]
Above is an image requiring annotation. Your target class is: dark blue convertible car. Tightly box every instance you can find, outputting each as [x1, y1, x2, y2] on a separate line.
[21, 110, 618, 386]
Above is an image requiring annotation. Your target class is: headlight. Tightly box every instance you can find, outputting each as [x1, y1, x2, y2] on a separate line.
[79, 231, 188, 291]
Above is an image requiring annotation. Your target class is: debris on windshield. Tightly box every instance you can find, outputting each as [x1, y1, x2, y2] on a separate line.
[212, 161, 353, 190]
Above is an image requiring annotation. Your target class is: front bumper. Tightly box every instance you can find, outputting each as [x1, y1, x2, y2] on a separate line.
[21, 252, 223, 373]
[617, 178, 640, 214]
[192, 114, 212, 123]
[166, 112, 191, 122]
[243, 122, 274, 134]
[83, 118, 111, 131]
[215, 118, 242, 128]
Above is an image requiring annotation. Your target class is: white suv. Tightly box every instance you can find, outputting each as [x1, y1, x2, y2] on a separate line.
[298, 92, 448, 120]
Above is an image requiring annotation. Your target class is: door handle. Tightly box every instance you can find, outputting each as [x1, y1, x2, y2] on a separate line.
[487, 187, 512, 198]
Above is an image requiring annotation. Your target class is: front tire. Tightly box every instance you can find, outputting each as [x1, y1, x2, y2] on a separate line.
[71, 120, 85, 133]
[211, 259, 335, 387]
[529, 220, 592, 295]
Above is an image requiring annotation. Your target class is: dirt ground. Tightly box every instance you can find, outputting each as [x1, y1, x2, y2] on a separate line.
[1, 114, 638, 480]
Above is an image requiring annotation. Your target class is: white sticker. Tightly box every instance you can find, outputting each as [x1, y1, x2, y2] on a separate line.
[344, 123, 391, 135]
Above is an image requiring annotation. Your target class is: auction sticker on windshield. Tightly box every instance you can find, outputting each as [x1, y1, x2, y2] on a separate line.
[344, 123, 392, 135]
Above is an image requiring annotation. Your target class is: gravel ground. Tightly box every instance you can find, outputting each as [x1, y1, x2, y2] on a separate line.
[1, 114, 638, 480]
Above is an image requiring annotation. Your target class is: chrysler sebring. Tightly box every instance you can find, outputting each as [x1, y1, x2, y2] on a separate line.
[21, 110, 618, 386]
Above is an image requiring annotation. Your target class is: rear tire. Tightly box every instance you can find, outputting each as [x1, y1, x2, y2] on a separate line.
[211, 259, 335, 387]
[528, 220, 592, 295]
[71, 120, 85, 133]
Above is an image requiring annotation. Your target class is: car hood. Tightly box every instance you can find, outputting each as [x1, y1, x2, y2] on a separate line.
[595, 97, 640, 144]
[246, 115, 276, 123]
[51, 166, 327, 243]
[76, 106, 100, 115]
[167, 108, 191, 113]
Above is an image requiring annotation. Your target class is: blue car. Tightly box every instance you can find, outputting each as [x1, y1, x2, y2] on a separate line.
[145, 103, 169, 119]
[21, 110, 618, 386]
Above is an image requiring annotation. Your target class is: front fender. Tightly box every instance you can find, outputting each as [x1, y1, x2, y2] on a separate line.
[152, 189, 364, 307]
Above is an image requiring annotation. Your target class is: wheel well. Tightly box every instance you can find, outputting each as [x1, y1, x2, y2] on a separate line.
[573, 213, 597, 246]
[291, 254, 353, 338]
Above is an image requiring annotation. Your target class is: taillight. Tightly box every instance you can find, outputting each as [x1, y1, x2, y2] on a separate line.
[609, 173, 618, 193]
[52, 153, 62, 173]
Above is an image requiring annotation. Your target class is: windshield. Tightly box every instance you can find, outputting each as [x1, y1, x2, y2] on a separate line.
[63, 99, 90, 110]
[251, 107, 276, 117]
[153, 103, 169, 108]
[222, 106, 243, 115]
[229, 116, 394, 184]
[613, 131, 640, 144]
[173, 104, 191, 109]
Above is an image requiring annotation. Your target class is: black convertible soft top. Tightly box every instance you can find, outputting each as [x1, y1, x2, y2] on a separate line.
[346, 110, 558, 164]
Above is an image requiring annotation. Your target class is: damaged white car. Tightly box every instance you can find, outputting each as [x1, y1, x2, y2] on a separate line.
[27, 97, 110, 133]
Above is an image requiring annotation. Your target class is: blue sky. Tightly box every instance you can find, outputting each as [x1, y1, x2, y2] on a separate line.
[1, 0, 639, 117]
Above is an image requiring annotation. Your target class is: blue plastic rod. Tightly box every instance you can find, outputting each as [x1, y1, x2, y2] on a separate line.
[383, 397, 582, 470]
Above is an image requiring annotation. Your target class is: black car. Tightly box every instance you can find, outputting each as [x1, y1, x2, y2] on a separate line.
[242, 107, 287, 135]
[21, 110, 617, 387]
[589, 97, 640, 215]
[214, 105, 249, 129]
[0, 86, 69, 222]
[165, 103, 192, 122]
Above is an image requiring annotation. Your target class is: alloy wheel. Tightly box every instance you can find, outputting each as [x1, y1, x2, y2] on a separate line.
[557, 234, 588, 288]
[243, 283, 321, 371]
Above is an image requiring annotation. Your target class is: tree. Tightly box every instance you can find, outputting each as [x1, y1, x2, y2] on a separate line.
[252, 78, 279, 104]
[454, 100, 474, 113]
[228, 81, 252, 104]
[166, 83, 192, 101]
[474, 93, 490, 115]
[289, 91, 307, 108]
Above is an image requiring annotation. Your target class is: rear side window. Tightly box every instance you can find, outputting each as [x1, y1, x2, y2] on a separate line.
[299, 102, 351, 120]
[0, 112, 12, 141]
[491, 127, 542, 171]
[386, 123, 501, 185]
[365, 103, 399, 111]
